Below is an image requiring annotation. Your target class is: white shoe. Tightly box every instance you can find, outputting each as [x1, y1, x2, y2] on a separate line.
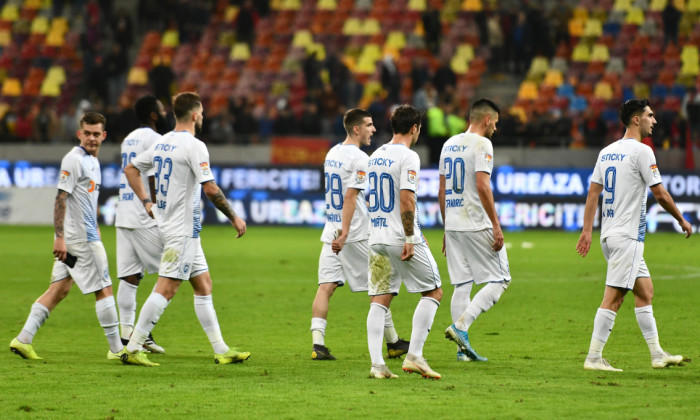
[652, 351, 683, 369]
[583, 357, 622, 372]
[143, 333, 165, 354]
[402, 353, 441, 379]
[369, 364, 398, 379]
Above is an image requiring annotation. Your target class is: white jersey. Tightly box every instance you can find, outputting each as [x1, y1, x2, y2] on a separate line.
[439, 132, 494, 231]
[368, 143, 424, 246]
[591, 138, 662, 242]
[131, 130, 214, 238]
[56, 146, 101, 244]
[320, 143, 370, 243]
[115, 127, 161, 228]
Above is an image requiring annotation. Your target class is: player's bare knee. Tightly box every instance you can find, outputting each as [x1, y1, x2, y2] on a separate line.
[422, 287, 442, 302]
[120, 274, 142, 286]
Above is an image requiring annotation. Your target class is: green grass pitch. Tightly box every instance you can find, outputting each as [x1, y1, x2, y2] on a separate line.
[1, 226, 699, 419]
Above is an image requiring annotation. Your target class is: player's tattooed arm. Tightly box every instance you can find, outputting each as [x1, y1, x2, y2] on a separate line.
[203, 181, 238, 221]
[401, 211, 414, 236]
[54, 190, 68, 238]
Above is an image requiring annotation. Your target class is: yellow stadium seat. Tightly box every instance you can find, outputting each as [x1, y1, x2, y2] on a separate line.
[50, 17, 69, 35]
[527, 56, 549, 78]
[317, 0, 337, 10]
[230, 42, 251, 61]
[568, 19, 585, 37]
[162, 30, 179, 47]
[455, 44, 475, 62]
[1, 78, 22, 96]
[633, 82, 649, 99]
[224, 6, 239, 22]
[40, 79, 61, 97]
[306, 43, 326, 61]
[342, 18, 362, 35]
[625, 8, 644, 25]
[356, 56, 378, 74]
[0, 30, 11, 47]
[361, 44, 383, 62]
[572, 7, 588, 20]
[572, 43, 591, 62]
[1, 4, 19, 21]
[593, 81, 613, 100]
[408, 0, 426, 11]
[363, 19, 381, 35]
[590, 44, 610, 62]
[24, 0, 43, 8]
[681, 45, 699, 64]
[680, 60, 699, 76]
[30, 16, 49, 34]
[649, 0, 668, 10]
[450, 56, 469, 74]
[45, 29, 65, 46]
[689, 0, 700, 11]
[583, 19, 602, 37]
[462, 0, 483, 11]
[386, 32, 406, 50]
[127, 67, 148, 85]
[613, 0, 632, 11]
[517, 81, 539, 100]
[292, 30, 313, 48]
[46, 66, 66, 85]
[542, 69, 564, 87]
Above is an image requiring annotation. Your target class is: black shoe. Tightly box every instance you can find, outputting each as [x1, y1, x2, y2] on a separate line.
[311, 344, 336, 360]
[386, 338, 409, 359]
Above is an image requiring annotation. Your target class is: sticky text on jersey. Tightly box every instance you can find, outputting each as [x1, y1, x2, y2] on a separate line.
[600, 153, 626, 162]
[368, 158, 395, 167]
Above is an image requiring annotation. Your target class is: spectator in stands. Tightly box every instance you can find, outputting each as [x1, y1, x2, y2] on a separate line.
[426, 99, 450, 165]
[15, 111, 32, 142]
[303, 51, 324, 94]
[235, 0, 258, 46]
[662, 3, 681, 46]
[487, 12, 505, 73]
[380, 55, 401, 104]
[208, 109, 235, 144]
[413, 81, 437, 111]
[300, 102, 322, 136]
[319, 83, 341, 135]
[550, 1, 571, 48]
[433, 58, 456, 96]
[368, 92, 390, 139]
[410, 57, 430, 94]
[512, 11, 533, 75]
[32, 103, 58, 143]
[88, 55, 109, 105]
[111, 8, 134, 49]
[682, 87, 700, 140]
[274, 104, 299, 135]
[233, 100, 259, 144]
[149, 55, 175, 106]
[422, 4, 442, 55]
[582, 108, 606, 148]
[106, 44, 128, 107]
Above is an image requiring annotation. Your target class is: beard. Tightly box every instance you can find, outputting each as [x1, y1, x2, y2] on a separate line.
[195, 119, 203, 135]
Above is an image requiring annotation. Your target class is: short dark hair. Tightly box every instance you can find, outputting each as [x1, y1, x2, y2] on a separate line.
[134, 95, 159, 125]
[172, 92, 202, 121]
[469, 98, 501, 122]
[343, 108, 372, 134]
[79, 111, 106, 129]
[619, 99, 650, 126]
[390, 104, 422, 135]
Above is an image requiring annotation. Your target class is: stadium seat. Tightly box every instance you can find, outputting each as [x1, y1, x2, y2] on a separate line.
[649, 0, 667, 11]
[681, 45, 699, 65]
[230, 42, 251, 61]
[292, 30, 314, 48]
[317, 0, 338, 9]
[127, 67, 148, 85]
[408, 0, 426, 11]
[583, 19, 603, 37]
[613, 0, 632, 11]
[650, 83, 668, 99]
[0, 4, 19, 21]
[551, 56, 569, 73]
[568, 18, 585, 38]
[625, 8, 644, 25]
[30, 16, 48, 34]
[462, 0, 483, 11]
[690, 0, 700, 11]
[543, 69, 564, 87]
[1, 78, 22, 96]
[590, 44, 610, 62]
[517, 81, 539, 100]
[606, 57, 625, 73]
[162, 30, 180, 47]
[572, 43, 591, 62]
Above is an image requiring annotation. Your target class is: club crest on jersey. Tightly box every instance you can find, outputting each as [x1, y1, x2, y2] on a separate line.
[356, 170, 366, 184]
[650, 164, 659, 177]
[407, 170, 417, 184]
[60, 170, 70, 182]
[485, 154, 493, 164]
[200, 162, 210, 176]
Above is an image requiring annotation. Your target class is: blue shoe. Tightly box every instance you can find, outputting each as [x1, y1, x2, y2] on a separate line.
[456, 350, 471, 362]
[445, 324, 487, 362]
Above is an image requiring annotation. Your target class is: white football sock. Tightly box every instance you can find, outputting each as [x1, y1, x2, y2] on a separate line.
[451, 282, 472, 324]
[117, 280, 138, 339]
[408, 297, 440, 358]
[194, 295, 228, 354]
[17, 302, 50, 344]
[367, 303, 387, 366]
[310, 317, 327, 346]
[128, 292, 168, 353]
[456, 282, 508, 331]
[383, 309, 399, 344]
[588, 308, 617, 358]
[95, 296, 123, 353]
[635, 305, 663, 356]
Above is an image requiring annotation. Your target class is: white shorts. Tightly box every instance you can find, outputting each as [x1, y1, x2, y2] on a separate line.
[601, 237, 649, 290]
[116, 226, 164, 278]
[369, 243, 441, 295]
[318, 240, 369, 292]
[51, 241, 112, 294]
[159, 236, 209, 281]
[445, 229, 511, 285]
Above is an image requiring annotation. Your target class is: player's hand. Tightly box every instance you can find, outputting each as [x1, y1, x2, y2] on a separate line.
[332, 233, 347, 254]
[492, 225, 504, 252]
[680, 219, 692, 238]
[576, 231, 591, 257]
[422, 234, 429, 247]
[144, 201, 154, 219]
[53, 236, 67, 262]
[232, 216, 247, 238]
[401, 243, 415, 261]
[441, 233, 446, 257]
